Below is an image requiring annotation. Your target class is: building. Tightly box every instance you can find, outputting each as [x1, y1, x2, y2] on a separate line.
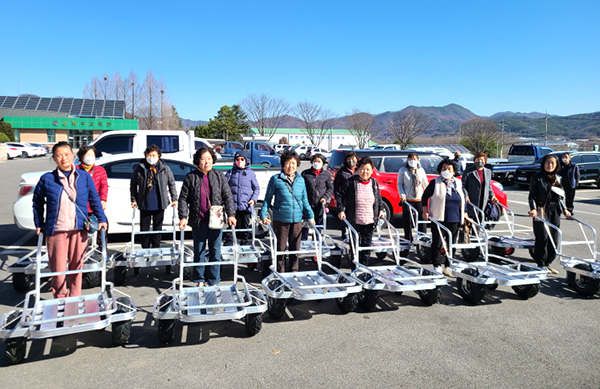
[261, 128, 374, 150]
[0, 95, 138, 148]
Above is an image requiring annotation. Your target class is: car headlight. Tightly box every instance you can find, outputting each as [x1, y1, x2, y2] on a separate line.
[492, 182, 504, 192]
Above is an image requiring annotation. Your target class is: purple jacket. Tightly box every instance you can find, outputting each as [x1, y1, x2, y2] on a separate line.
[225, 165, 260, 212]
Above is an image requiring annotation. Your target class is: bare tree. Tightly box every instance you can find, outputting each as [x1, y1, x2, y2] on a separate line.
[126, 70, 140, 119]
[460, 118, 502, 154]
[240, 93, 290, 140]
[294, 100, 331, 146]
[111, 71, 127, 103]
[83, 76, 102, 99]
[345, 109, 380, 149]
[139, 70, 162, 130]
[387, 109, 433, 149]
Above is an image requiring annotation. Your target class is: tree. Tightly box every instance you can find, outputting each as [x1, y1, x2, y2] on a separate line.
[345, 109, 380, 149]
[460, 118, 502, 155]
[0, 121, 15, 142]
[241, 93, 290, 140]
[83, 76, 102, 99]
[387, 109, 432, 149]
[202, 105, 250, 141]
[126, 70, 140, 119]
[192, 124, 213, 139]
[278, 136, 288, 144]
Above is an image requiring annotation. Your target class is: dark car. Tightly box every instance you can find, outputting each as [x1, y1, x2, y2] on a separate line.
[327, 149, 508, 220]
[514, 151, 600, 189]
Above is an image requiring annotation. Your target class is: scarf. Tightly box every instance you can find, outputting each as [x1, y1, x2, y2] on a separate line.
[444, 179, 457, 196]
[147, 165, 157, 192]
[81, 163, 93, 172]
[408, 166, 421, 197]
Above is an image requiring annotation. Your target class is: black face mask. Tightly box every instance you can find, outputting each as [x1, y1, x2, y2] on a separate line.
[347, 160, 357, 168]
[474, 161, 485, 168]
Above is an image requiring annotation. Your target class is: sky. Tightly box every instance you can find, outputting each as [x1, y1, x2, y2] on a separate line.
[1, 1, 599, 121]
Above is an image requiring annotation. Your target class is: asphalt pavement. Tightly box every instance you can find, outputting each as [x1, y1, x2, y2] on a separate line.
[0, 156, 599, 388]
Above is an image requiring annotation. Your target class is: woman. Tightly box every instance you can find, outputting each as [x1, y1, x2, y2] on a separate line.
[224, 150, 260, 245]
[261, 149, 314, 273]
[301, 153, 333, 240]
[397, 152, 429, 242]
[336, 157, 384, 266]
[334, 151, 358, 240]
[179, 148, 236, 287]
[32, 142, 108, 298]
[462, 152, 497, 219]
[76, 145, 108, 213]
[130, 145, 178, 249]
[529, 154, 571, 274]
[422, 158, 466, 276]
[560, 152, 580, 214]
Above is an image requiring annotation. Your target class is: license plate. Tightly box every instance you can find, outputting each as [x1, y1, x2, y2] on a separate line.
[517, 176, 527, 181]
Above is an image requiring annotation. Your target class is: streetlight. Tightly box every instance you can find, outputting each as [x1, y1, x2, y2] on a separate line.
[103, 76, 108, 100]
[131, 82, 135, 119]
[160, 90, 164, 130]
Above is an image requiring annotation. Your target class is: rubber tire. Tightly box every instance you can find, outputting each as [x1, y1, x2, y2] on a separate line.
[113, 266, 127, 286]
[416, 269, 442, 306]
[83, 271, 101, 289]
[165, 265, 172, 274]
[255, 205, 272, 239]
[299, 153, 306, 160]
[267, 280, 287, 320]
[12, 273, 34, 292]
[336, 293, 358, 313]
[487, 284, 499, 290]
[567, 263, 600, 297]
[457, 268, 487, 305]
[357, 273, 378, 311]
[376, 252, 387, 260]
[22, 151, 29, 158]
[5, 337, 27, 365]
[417, 244, 431, 263]
[112, 297, 132, 346]
[244, 290, 263, 336]
[462, 247, 481, 262]
[157, 295, 174, 344]
[381, 200, 392, 222]
[262, 259, 273, 278]
[261, 162, 271, 168]
[133, 267, 140, 277]
[512, 283, 541, 300]
[329, 254, 342, 269]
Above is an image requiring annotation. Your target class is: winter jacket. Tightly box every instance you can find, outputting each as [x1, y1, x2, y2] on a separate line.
[77, 164, 108, 213]
[336, 175, 384, 227]
[397, 165, 428, 201]
[462, 165, 495, 214]
[528, 173, 566, 213]
[301, 168, 333, 207]
[260, 172, 314, 223]
[333, 163, 356, 195]
[178, 168, 235, 229]
[560, 163, 580, 190]
[225, 153, 260, 212]
[33, 168, 107, 237]
[130, 159, 177, 210]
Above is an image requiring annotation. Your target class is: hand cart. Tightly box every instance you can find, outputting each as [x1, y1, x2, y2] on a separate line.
[153, 225, 268, 343]
[261, 220, 361, 319]
[341, 218, 447, 311]
[0, 230, 137, 365]
[221, 207, 271, 272]
[300, 202, 347, 270]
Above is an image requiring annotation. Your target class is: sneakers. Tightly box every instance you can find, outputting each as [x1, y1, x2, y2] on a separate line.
[196, 282, 205, 287]
[442, 267, 454, 277]
[547, 266, 559, 275]
[434, 266, 443, 274]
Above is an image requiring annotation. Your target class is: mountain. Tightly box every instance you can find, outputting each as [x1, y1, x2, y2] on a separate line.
[180, 118, 207, 128]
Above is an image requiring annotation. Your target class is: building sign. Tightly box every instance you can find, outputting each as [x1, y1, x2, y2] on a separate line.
[4, 116, 137, 131]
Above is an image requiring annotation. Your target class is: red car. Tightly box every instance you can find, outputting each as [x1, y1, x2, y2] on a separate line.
[327, 149, 508, 220]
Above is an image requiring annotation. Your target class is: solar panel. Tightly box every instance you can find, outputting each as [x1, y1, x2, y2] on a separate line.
[104, 100, 115, 117]
[48, 98, 61, 112]
[14, 96, 27, 109]
[59, 98, 73, 113]
[114, 101, 125, 118]
[3, 96, 17, 108]
[38, 98, 51, 111]
[1, 95, 125, 118]
[0, 96, 6, 107]
[25, 97, 41, 110]
[70, 99, 83, 116]
[81, 99, 94, 116]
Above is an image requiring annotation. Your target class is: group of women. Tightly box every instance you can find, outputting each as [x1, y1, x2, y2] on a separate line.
[33, 143, 578, 298]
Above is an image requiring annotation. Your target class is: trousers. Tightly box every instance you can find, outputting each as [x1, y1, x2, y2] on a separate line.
[46, 230, 88, 298]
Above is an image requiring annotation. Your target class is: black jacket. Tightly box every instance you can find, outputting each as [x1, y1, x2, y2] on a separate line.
[178, 168, 235, 229]
[528, 172, 565, 213]
[333, 163, 356, 195]
[336, 175, 383, 226]
[301, 168, 334, 207]
[130, 159, 177, 210]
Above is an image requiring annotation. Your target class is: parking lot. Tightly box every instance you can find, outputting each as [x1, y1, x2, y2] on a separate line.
[0, 156, 599, 388]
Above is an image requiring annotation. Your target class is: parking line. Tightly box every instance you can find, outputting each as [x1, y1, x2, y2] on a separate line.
[0, 231, 36, 255]
[508, 199, 600, 217]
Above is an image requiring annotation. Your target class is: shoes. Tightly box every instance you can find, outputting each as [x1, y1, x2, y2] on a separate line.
[442, 267, 454, 277]
[196, 282, 205, 287]
[434, 266, 443, 274]
[547, 266, 559, 275]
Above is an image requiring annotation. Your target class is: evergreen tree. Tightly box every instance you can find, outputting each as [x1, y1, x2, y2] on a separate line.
[0, 121, 16, 142]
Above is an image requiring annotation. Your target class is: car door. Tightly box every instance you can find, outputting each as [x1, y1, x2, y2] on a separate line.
[579, 154, 600, 184]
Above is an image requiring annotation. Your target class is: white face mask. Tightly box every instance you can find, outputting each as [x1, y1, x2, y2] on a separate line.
[312, 162, 323, 170]
[146, 157, 158, 165]
[562, 158, 569, 164]
[82, 156, 95, 166]
[235, 159, 246, 169]
[408, 160, 418, 168]
[441, 170, 454, 180]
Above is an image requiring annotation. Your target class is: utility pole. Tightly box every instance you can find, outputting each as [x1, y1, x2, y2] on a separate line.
[545, 112, 548, 146]
[499, 119, 506, 158]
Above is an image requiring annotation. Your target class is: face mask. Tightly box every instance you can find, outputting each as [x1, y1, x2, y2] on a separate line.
[408, 160, 418, 168]
[441, 170, 454, 180]
[474, 161, 485, 168]
[562, 158, 569, 164]
[312, 162, 323, 170]
[82, 156, 95, 166]
[235, 159, 246, 169]
[348, 160, 357, 168]
[146, 157, 158, 165]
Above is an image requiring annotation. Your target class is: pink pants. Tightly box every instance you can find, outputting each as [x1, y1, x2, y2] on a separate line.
[46, 230, 88, 298]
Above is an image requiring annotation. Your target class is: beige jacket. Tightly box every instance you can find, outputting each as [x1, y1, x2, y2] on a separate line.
[427, 176, 465, 224]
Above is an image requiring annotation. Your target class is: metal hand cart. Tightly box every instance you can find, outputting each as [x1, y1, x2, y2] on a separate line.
[429, 217, 548, 304]
[341, 218, 447, 311]
[112, 206, 193, 285]
[261, 220, 361, 319]
[300, 203, 347, 269]
[9, 231, 104, 292]
[221, 207, 271, 272]
[153, 226, 268, 343]
[539, 216, 600, 297]
[0, 230, 137, 365]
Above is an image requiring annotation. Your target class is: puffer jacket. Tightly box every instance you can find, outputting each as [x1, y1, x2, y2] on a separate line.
[301, 168, 333, 207]
[178, 169, 235, 229]
[225, 164, 260, 212]
[560, 163, 580, 190]
[335, 175, 384, 227]
[333, 163, 356, 194]
[130, 159, 177, 210]
[77, 163, 108, 213]
[260, 172, 314, 223]
[33, 168, 107, 237]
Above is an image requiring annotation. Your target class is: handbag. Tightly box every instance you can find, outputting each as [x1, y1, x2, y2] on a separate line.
[534, 187, 552, 222]
[202, 177, 225, 229]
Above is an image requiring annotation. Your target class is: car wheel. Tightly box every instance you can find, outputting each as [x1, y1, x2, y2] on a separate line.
[381, 200, 392, 222]
[22, 151, 29, 158]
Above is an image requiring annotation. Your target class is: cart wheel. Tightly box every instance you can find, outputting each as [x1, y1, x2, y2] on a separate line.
[462, 247, 481, 262]
[487, 284, 499, 290]
[5, 337, 27, 365]
[505, 248, 515, 256]
[183, 266, 191, 280]
[112, 297, 132, 346]
[245, 290, 264, 336]
[567, 264, 600, 297]
[417, 288, 441, 306]
[400, 249, 410, 258]
[336, 293, 358, 313]
[329, 254, 342, 269]
[113, 266, 127, 286]
[376, 252, 387, 260]
[134, 267, 140, 277]
[357, 273, 378, 311]
[262, 259, 273, 278]
[417, 244, 431, 263]
[83, 271, 101, 289]
[157, 295, 175, 344]
[12, 273, 34, 292]
[457, 268, 486, 305]
[247, 263, 257, 270]
[267, 280, 287, 320]
[512, 283, 541, 299]
[165, 265, 172, 274]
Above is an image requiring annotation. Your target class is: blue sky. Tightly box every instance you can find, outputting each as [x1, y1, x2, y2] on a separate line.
[1, 1, 598, 120]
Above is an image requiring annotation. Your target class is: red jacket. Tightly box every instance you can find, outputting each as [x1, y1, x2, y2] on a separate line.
[77, 164, 108, 213]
